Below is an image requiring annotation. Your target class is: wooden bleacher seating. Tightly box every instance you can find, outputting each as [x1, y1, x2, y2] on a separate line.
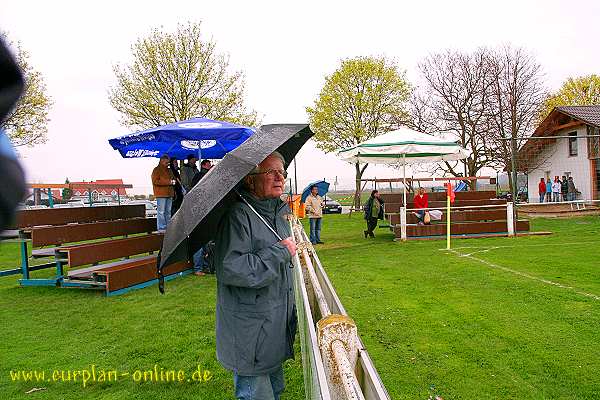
[14, 205, 190, 295]
[381, 190, 530, 239]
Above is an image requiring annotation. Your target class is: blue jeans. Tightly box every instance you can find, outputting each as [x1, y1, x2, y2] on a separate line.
[568, 192, 576, 201]
[552, 192, 561, 202]
[156, 197, 172, 231]
[309, 217, 322, 244]
[415, 210, 425, 223]
[234, 366, 284, 400]
[539, 194, 545, 203]
[193, 247, 205, 272]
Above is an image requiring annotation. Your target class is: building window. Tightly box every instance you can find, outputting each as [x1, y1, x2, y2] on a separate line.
[568, 131, 578, 156]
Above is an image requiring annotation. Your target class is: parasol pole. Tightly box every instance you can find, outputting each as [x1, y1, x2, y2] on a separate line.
[446, 179, 451, 250]
[402, 154, 406, 207]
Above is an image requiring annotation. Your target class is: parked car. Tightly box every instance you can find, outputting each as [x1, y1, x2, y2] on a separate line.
[129, 200, 158, 218]
[322, 195, 342, 214]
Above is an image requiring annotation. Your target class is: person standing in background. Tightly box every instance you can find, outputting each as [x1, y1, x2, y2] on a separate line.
[567, 177, 577, 201]
[191, 159, 213, 188]
[151, 155, 175, 232]
[545, 178, 552, 202]
[169, 157, 185, 214]
[305, 185, 324, 245]
[180, 154, 199, 192]
[190, 158, 214, 276]
[363, 190, 384, 238]
[561, 176, 568, 202]
[551, 176, 561, 202]
[538, 178, 546, 203]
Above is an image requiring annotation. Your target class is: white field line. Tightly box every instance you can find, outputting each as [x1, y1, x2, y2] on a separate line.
[447, 249, 600, 301]
[446, 241, 600, 251]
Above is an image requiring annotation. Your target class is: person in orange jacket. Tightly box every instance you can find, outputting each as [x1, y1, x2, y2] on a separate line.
[151, 154, 175, 232]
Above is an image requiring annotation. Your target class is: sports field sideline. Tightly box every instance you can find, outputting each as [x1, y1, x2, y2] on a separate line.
[1, 215, 599, 399]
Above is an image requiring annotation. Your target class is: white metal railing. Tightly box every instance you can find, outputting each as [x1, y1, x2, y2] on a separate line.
[290, 217, 390, 400]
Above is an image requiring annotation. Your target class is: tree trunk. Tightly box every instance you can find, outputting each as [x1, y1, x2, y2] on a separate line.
[354, 162, 368, 209]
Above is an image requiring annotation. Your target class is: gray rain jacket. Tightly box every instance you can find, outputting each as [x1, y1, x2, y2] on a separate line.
[214, 190, 297, 376]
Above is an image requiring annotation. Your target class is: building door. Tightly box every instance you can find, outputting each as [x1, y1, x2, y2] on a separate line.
[594, 159, 600, 200]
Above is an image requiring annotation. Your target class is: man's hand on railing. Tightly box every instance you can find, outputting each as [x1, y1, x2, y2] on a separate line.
[280, 237, 297, 256]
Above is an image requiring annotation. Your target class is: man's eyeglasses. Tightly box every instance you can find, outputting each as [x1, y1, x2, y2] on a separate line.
[250, 169, 288, 179]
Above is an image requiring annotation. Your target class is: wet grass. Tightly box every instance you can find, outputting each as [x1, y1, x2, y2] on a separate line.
[2, 214, 599, 399]
[0, 242, 304, 400]
[311, 214, 600, 399]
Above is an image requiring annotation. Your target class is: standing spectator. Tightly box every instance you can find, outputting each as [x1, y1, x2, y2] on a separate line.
[169, 157, 185, 215]
[545, 178, 552, 202]
[363, 190, 384, 238]
[191, 158, 214, 276]
[213, 152, 297, 400]
[151, 155, 175, 232]
[551, 176, 561, 202]
[413, 187, 429, 225]
[561, 176, 568, 202]
[538, 178, 546, 203]
[304, 185, 324, 245]
[567, 177, 577, 201]
[191, 159, 213, 188]
[180, 154, 199, 192]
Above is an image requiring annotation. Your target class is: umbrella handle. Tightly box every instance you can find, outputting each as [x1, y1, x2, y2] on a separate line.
[156, 249, 165, 294]
[235, 191, 295, 269]
[235, 190, 283, 241]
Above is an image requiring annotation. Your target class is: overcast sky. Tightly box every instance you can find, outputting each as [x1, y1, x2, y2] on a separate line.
[1, 0, 599, 194]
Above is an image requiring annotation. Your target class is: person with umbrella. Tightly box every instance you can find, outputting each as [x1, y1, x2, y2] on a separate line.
[304, 185, 325, 244]
[157, 124, 313, 398]
[151, 154, 175, 232]
[213, 151, 297, 399]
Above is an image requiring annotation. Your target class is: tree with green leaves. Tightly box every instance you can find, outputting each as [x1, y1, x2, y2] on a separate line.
[109, 22, 258, 130]
[62, 178, 72, 201]
[306, 56, 411, 206]
[0, 34, 52, 147]
[538, 74, 600, 122]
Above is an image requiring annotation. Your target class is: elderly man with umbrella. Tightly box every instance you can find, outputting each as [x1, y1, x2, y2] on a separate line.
[158, 124, 313, 400]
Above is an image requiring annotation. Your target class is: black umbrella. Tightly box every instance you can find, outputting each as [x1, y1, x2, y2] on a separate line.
[157, 124, 313, 292]
[0, 39, 26, 231]
[0, 38, 24, 122]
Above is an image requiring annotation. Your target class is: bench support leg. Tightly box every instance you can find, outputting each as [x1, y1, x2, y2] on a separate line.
[20, 240, 29, 280]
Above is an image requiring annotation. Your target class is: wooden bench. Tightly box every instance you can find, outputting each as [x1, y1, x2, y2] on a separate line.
[384, 199, 506, 213]
[388, 209, 508, 225]
[15, 205, 147, 228]
[380, 191, 530, 240]
[8, 205, 191, 295]
[394, 220, 530, 237]
[382, 190, 498, 204]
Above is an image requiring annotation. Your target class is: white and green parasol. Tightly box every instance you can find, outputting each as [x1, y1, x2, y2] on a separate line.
[338, 127, 470, 205]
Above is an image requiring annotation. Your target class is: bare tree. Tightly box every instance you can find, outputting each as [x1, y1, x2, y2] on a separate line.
[486, 46, 546, 194]
[415, 49, 496, 187]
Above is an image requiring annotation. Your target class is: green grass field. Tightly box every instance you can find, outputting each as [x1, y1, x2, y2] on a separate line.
[0, 245, 304, 400]
[310, 215, 600, 399]
[1, 215, 599, 399]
